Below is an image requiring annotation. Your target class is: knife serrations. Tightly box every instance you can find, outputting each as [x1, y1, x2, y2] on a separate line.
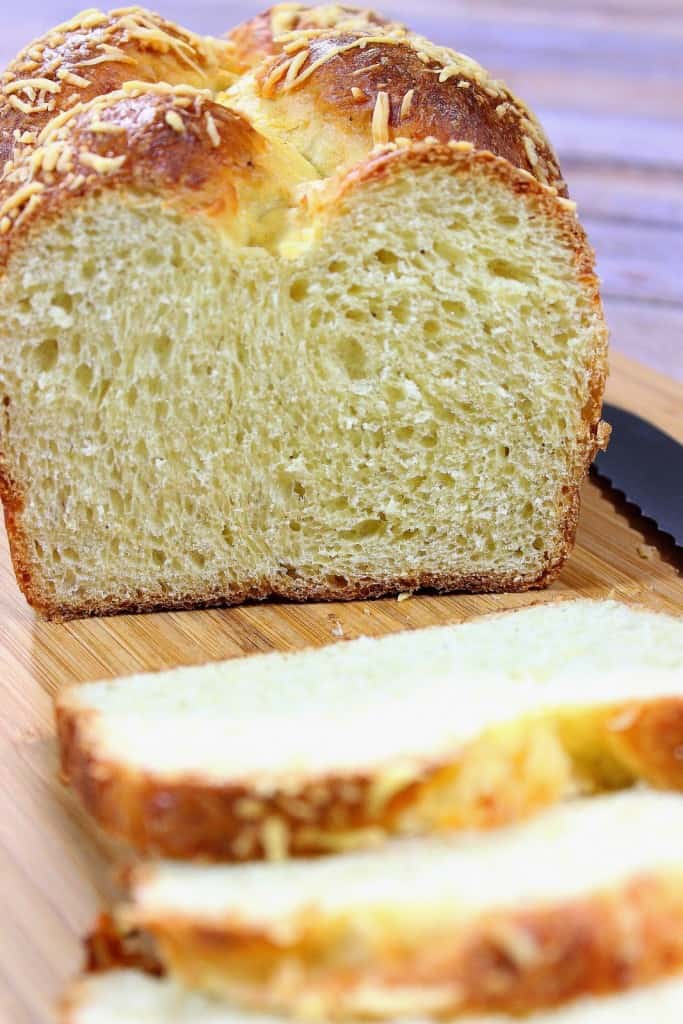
[592, 403, 683, 548]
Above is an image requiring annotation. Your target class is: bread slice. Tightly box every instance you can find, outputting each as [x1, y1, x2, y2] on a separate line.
[122, 790, 683, 1018]
[57, 600, 683, 859]
[60, 968, 683, 1023]
[0, 14, 607, 620]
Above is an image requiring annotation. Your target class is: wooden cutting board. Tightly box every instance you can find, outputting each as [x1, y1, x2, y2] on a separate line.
[1, 349, 682, 1024]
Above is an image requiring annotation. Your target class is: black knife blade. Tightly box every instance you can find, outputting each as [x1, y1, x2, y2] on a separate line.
[592, 403, 683, 548]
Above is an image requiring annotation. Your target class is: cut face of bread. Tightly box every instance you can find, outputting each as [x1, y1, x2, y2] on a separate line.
[125, 791, 683, 1018]
[60, 968, 683, 1023]
[57, 599, 683, 859]
[0, 75, 605, 618]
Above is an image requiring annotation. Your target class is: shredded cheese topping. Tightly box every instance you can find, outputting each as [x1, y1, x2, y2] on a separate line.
[372, 90, 390, 145]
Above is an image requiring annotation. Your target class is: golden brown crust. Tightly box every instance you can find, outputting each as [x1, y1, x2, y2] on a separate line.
[25, 564, 557, 622]
[57, 677, 683, 861]
[228, 4, 396, 73]
[245, 27, 565, 193]
[608, 700, 683, 788]
[133, 872, 683, 1018]
[85, 911, 164, 976]
[0, 82, 292, 268]
[0, 6, 237, 169]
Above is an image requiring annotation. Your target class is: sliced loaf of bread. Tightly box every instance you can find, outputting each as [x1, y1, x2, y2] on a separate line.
[0, 10, 606, 619]
[57, 600, 683, 859]
[123, 789, 683, 1018]
[60, 968, 683, 1023]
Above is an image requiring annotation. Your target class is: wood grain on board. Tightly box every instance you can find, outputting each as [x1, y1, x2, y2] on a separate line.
[0, 2, 682, 1023]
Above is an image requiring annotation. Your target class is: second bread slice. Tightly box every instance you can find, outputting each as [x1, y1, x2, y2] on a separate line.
[124, 790, 683, 1019]
[56, 599, 683, 859]
[60, 968, 683, 1023]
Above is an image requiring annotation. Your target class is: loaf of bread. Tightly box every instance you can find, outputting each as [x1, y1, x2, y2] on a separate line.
[60, 968, 683, 1023]
[57, 599, 683, 860]
[0, 4, 608, 619]
[120, 790, 683, 1018]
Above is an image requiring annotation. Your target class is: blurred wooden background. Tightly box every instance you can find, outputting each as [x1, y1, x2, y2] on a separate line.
[2, 0, 682, 380]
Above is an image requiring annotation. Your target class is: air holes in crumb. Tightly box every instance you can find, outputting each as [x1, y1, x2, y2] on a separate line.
[126, 386, 138, 408]
[328, 259, 347, 274]
[152, 549, 166, 566]
[191, 550, 207, 568]
[496, 213, 520, 228]
[75, 364, 92, 393]
[375, 248, 399, 267]
[488, 259, 534, 284]
[222, 525, 234, 545]
[442, 300, 466, 318]
[153, 334, 172, 362]
[533, 537, 545, 551]
[289, 279, 309, 302]
[52, 292, 73, 313]
[424, 320, 439, 337]
[389, 300, 410, 324]
[325, 573, 348, 587]
[144, 249, 164, 268]
[34, 338, 58, 372]
[82, 260, 96, 280]
[400, 528, 418, 540]
[420, 429, 438, 448]
[293, 480, 305, 498]
[337, 337, 366, 379]
[434, 240, 461, 264]
[340, 518, 385, 540]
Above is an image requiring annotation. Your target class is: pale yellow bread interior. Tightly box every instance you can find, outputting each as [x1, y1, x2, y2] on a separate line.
[62, 968, 683, 1023]
[59, 600, 683, 784]
[0, 134, 603, 616]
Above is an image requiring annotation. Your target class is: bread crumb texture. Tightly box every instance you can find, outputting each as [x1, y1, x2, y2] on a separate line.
[0, 6, 607, 618]
[58, 968, 683, 1024]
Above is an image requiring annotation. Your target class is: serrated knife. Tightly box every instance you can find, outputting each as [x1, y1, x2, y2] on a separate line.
[592, 403, 683, 548]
